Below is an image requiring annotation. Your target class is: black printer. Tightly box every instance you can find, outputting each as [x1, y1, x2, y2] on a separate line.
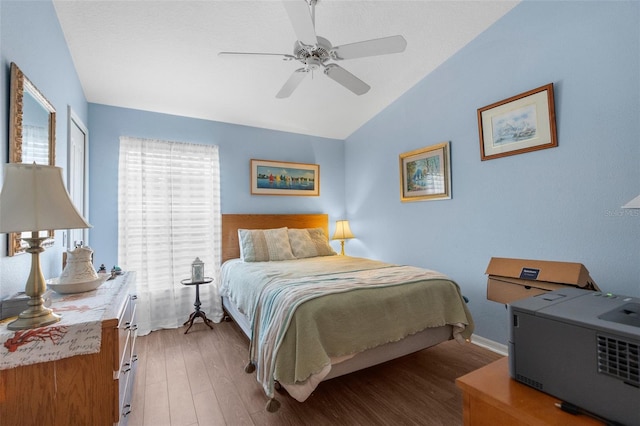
[508, 287, 640, 426]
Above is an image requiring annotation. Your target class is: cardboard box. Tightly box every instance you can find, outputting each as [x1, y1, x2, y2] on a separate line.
[485, 257, 600, 304]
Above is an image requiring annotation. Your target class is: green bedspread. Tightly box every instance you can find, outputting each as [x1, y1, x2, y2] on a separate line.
[220, 256, 474, 401]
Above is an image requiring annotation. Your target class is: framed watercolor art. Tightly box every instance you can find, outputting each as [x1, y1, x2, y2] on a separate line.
[250, 159, 319, 196]
[399, 142, 451, 202]
[478, 83, 557, 161]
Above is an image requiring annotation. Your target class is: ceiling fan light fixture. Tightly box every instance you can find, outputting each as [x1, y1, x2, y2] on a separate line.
[306, 57, 322, 71]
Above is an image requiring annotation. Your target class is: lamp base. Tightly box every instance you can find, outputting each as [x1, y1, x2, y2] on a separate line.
[7, 304, 61, 330]
[7, 233, 62, 330]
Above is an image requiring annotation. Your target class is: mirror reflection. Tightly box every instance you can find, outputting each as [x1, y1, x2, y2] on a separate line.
[22, 89, 52, 164]
[8, 62, 56, 256]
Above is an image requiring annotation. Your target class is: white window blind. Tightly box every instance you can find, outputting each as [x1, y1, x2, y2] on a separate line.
[118, 136, 222, 335]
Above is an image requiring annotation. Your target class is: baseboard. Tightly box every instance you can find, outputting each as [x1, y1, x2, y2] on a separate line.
[470, 335, 508, 356]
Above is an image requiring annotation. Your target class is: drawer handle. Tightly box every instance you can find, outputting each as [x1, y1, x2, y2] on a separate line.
[122, 362, 131, 374]
[131, 354, 139, 363]
[122, 404, 132, 417]
[131, 295, 138, 301]
[125, 323, 138, 331]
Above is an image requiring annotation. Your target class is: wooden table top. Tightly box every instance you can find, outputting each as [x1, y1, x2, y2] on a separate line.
[456, 357, 601, 425]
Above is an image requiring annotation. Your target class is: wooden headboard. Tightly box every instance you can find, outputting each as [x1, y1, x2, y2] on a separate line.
[221, 214, 329, 263]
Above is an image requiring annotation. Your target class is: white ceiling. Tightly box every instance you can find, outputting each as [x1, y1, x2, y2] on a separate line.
[53, 0, 518, 140]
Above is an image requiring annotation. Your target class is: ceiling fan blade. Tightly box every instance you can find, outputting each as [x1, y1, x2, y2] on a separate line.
[323, 64, 370, 96]
[218, 51, 295, 61]
[276, 68, 308, 98]
[283, 0, 317, 46]
[332, 35, 407, 60]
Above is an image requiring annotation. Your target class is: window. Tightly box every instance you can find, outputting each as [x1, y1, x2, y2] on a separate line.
[118, 136, 222, 335]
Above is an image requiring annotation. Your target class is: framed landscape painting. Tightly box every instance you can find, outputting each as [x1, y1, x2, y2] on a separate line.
[251, 159, 319, 196]
[478, 83, 557, 161]
[399, 142, 451, 202]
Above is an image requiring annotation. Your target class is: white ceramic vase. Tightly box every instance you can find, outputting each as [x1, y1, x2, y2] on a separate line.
[59, 246, 99, 284]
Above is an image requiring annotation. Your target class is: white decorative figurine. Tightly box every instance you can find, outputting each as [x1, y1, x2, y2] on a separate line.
[192, 257, 204, 283]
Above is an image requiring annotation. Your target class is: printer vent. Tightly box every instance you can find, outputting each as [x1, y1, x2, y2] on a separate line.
[597, 334, 640, 387]
[515, 374, 543, 390]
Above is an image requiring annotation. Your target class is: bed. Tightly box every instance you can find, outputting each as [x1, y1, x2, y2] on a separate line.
[220, 214, 474, 412]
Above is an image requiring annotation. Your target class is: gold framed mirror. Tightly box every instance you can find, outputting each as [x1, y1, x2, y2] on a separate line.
[8, 62, 56, 256]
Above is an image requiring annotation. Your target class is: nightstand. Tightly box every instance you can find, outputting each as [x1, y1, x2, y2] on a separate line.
[181, 277, 214, 333]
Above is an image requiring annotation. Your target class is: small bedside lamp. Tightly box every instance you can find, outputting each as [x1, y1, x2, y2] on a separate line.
[0, 163, 91, 330]
[331, 219, 355, 256]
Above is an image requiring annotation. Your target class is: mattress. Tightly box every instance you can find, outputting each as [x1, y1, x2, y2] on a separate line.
[220, 256, 474, 403]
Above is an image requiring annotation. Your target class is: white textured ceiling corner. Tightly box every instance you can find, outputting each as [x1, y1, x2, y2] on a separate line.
[53, 0, 519, 140]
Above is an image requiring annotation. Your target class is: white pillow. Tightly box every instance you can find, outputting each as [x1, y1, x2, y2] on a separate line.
[288, 228, 336, 258]
[238, 227, 295, 262]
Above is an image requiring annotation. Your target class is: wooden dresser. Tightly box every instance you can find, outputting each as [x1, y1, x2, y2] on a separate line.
[0, 273, 138, 425]
[456, 357, 601, 425]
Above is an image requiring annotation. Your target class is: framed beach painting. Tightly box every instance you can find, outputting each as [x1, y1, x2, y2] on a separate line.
[478, 83, 557, 161]
[399, 141, 451, 202]
[251, 159, 319, 196]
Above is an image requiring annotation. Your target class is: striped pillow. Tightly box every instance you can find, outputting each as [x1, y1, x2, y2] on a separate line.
[288, 228, 336, 258]
[238, 227, 295, 262]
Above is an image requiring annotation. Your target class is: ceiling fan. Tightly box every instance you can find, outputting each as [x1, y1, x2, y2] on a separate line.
[218, 0, 407, 98]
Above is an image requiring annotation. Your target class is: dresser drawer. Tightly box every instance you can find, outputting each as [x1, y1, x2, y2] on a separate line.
[117, 295, 136, 370]
[116, 293, 138, 424]
[118, 355, 138, 425]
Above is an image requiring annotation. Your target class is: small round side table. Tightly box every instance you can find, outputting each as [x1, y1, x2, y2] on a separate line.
[181, 277, 214, 334]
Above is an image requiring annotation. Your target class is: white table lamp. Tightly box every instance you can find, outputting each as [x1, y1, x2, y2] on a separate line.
[0, 163, 91, 330]
[331, 219, 355, 255]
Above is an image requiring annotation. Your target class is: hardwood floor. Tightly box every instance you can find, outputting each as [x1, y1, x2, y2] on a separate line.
[127, 320, 503, 426]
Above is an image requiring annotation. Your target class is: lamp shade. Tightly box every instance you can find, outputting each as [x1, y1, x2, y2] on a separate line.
[0, 163, 91, 233]
[622, 194, 640, 209]
[332, 220, 355, 240]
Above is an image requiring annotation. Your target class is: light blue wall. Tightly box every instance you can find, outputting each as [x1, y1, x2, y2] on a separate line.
[344, 1, 640, 344]
[0, 0, 88, 299]
[1, 0, 638, 347]
[87, 104, 345, 269]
